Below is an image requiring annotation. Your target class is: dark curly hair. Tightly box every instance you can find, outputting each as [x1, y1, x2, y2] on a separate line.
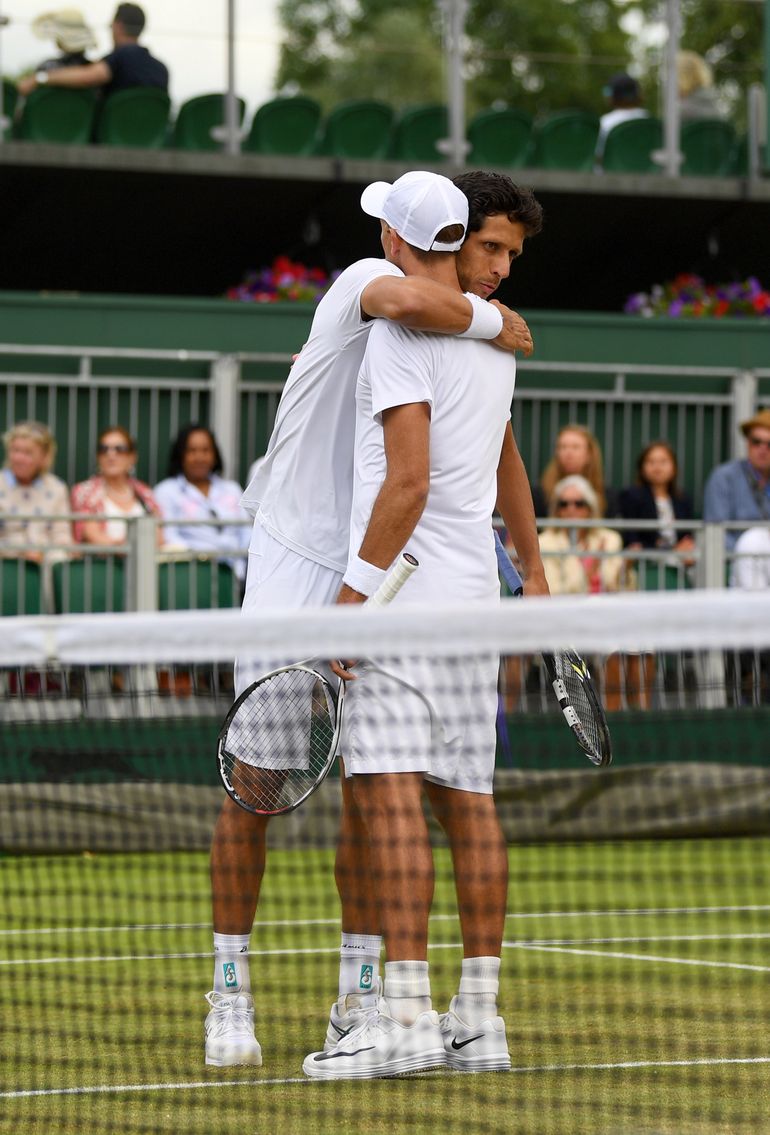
[453, 171, 543, 238]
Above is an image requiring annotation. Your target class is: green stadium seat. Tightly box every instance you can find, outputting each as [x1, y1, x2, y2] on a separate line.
[95, 87, 171, 148]
[529, 110, 599, 171]
[52, 558, 125, 614]
[389, 104, 448, 162]
[2, 78, 18, 139]
[1, 560, 43, 616]
[14, 87, 97, 144]
[467, 107, 532, 168]
[680, 119, 737, 177]
[171, 93, 246, 151]
[158, 559, 240, 610]
[243, 95, 321, 155]
[601, 116, 664, 173]
[314, 98, 394, 159]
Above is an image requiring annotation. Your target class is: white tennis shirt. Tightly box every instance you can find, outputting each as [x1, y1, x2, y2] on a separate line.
[240, 257, 403, 572]
[350, 318, 516, 604]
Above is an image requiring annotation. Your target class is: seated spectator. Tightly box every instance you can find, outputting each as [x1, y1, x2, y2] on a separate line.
[596, 73, 649, 166]
[703, 409, 770, 549]
[678, 50, 723, 121]
[539, 475, 648, 709]
[538, 475, 630, 594]
[619, 440, 695, 553]
[533, 424, 618, 518]
[31, 9, 97, 72]
[71, 426, 162, 545]
[0, 421, 71, 561]
[153, 425, 250, 578]
[17, 4, 168, 100]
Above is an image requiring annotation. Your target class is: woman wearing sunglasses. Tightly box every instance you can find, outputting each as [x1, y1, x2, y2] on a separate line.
[71, 426, 163, 546]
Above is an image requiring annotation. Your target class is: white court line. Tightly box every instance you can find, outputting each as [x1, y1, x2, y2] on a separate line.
[2, 905, 768, 938]
[4, 933, 770, 971]
[510, 943, 770, 973]
[2, 1057, 769, 1100]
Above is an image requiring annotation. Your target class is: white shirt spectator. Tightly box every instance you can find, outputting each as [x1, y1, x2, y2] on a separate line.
[153, 473, 250, 578]
[731, 527, 770, 590]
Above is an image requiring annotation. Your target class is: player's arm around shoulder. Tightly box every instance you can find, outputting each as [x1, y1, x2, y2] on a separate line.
[361, 273, 476, 332]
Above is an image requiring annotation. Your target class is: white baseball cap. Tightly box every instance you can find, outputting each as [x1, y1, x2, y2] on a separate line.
[360, 170, 468, 252]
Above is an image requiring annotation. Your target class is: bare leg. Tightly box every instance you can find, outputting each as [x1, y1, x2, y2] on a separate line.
[424, 783, 508, 958]
[335, 759, 380, 934]
[210, 795, 269, 933]
[351, 772, 433, 961]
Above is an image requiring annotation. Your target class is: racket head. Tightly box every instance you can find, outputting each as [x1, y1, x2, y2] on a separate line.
[217, 664, 341, 815]
[542, 649, 613, 767]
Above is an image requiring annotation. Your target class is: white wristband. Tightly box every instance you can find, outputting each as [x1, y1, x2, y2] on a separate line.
[342, 554, 387, 597]
[458, 293, 504, 340]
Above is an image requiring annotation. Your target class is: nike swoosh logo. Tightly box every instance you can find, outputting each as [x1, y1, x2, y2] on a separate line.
[314, 1046, 376, 1061]
[451, 1034, 484, 1050]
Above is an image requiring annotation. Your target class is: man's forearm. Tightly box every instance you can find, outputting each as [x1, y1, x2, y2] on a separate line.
[496, 425, 547, 586]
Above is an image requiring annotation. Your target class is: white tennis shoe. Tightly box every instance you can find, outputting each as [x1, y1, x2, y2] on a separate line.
[305, 997, 446, 1080]
[204, 991, 263, 1067]
[439, 997, 511, 1072]
[323, 978, 382, 1051]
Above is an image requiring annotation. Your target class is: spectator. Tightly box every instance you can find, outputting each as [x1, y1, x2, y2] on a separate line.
[677, 50, 723, 121]
[0, 421, 71, 562]
[731, 525, 770, 590]
[596, 73, 649, 165]
[703, 409, 770, 550]
[17, 4, 168, 100]
[31, 9, 97, 72]
[153, 424, 250, 578]
[71, 426, 162, 545]
[539, 475, 649, 710]
[619, 440, 695, 553]
[538, 475, 631, 595]
[533, 423, 618, 518]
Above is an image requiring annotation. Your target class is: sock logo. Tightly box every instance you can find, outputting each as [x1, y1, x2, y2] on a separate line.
[359, 964, 374, 991]
[222, 962, 238, 990]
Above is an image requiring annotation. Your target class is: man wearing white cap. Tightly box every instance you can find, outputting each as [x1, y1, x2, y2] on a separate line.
[205, 169, 544, 1070]
[302, 172, 536, 1079]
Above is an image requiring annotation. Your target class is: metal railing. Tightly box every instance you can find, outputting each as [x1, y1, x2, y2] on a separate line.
[1, 343, 767, 507]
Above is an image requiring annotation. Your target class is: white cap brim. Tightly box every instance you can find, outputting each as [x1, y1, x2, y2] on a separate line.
[360, 181, 392, 220]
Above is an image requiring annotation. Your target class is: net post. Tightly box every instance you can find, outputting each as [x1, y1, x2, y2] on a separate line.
[695, 522, 729, 708]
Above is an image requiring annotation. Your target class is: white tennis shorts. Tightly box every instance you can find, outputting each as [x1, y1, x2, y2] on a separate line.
[340, 653, 500, 794]
[235, 523, 343, 697]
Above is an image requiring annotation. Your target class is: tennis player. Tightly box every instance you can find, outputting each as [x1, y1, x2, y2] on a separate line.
[302, 175, 541, 1079]
[204, 170, 544, 1068]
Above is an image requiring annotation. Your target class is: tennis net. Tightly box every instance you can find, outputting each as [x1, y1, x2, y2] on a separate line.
[1, 587, 769, 1134]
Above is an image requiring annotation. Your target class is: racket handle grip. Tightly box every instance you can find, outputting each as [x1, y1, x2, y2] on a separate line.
[493, 529, 524, 596]
[366, 552, 419, 608]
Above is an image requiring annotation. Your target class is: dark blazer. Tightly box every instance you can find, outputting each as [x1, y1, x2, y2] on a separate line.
[618, 484, 694, 547]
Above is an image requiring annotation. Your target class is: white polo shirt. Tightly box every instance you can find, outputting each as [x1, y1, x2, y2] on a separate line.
[240, 257, 403, 573]
[350, 318, 516, 604]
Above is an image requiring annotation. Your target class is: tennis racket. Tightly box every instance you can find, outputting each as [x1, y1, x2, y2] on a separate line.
[217, 552, 419, 815]
[494, 530, 612, 767]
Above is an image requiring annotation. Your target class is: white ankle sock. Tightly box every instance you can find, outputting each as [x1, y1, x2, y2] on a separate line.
[339, 933, 382, 1001]
[455, 956, 500, 1025]
[384, 960, 431, 1025]
[213, 933, 251, 994]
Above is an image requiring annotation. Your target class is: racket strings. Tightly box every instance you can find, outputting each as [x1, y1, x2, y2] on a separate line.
[550, 652, 608, 760]
[220, 669, 338, 812]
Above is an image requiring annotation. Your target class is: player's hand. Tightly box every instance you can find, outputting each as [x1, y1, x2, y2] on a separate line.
[332, 583, 366, 680]
[490, 301, 534, 357]
[522, 568, 550, 598]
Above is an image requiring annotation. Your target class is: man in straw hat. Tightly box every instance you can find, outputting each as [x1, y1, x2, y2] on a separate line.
[704, 408, 770, 548]
[18, 4, 167, 98]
